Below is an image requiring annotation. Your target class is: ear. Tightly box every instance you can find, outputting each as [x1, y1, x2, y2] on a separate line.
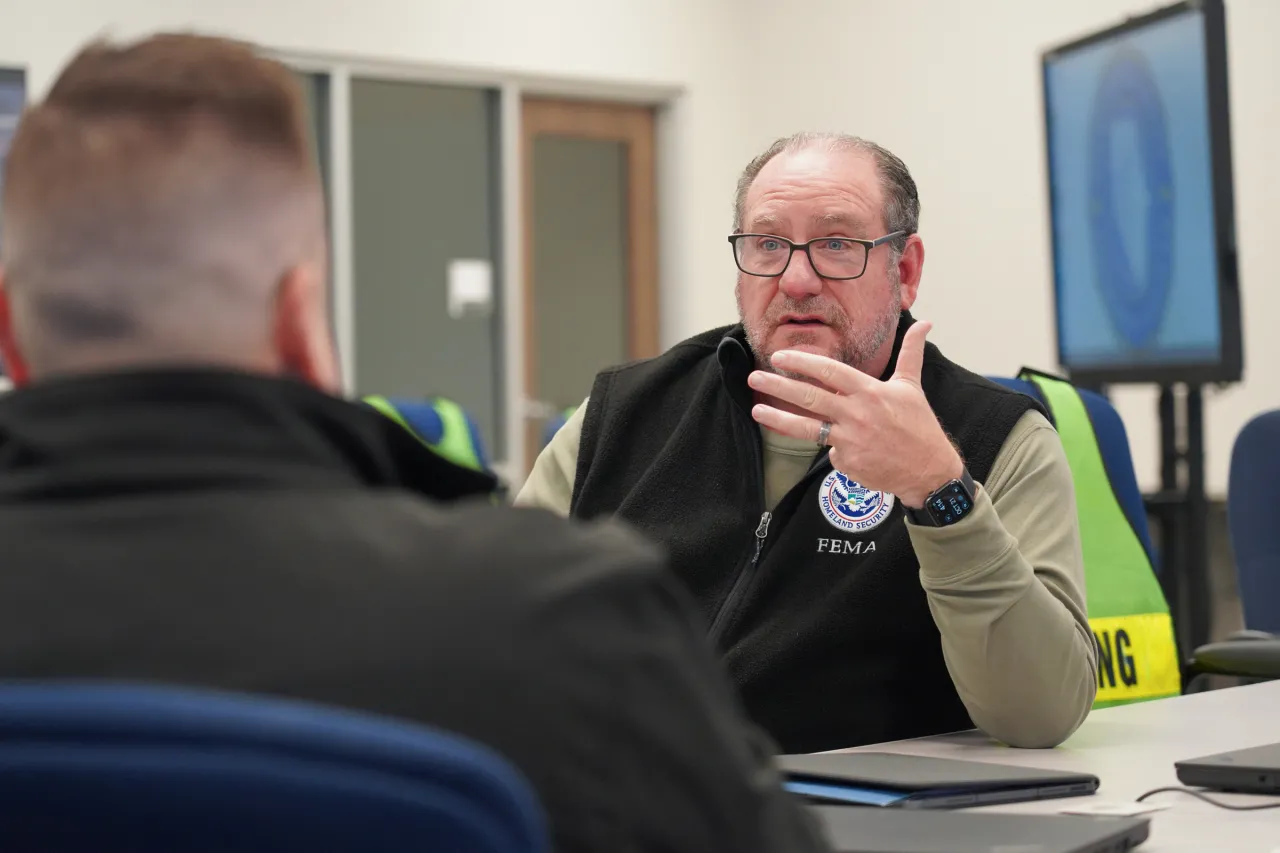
[272, 264, 340, 394]
[0, 271, 31, 387]
[894, 234, 926, 312]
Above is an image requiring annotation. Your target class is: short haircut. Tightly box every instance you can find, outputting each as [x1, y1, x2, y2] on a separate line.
[1, 33, 325, 375]
[732, 132, 920, 256]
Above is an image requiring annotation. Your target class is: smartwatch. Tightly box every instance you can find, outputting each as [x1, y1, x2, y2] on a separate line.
[905, 468, 978, 527]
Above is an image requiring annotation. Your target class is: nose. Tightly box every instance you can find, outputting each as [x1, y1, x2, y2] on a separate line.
[777, 247, 823, 299]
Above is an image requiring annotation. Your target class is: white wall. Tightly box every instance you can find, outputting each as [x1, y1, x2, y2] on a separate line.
[749, 0, 1279, 496]
[1, 0, 1275, 493]
[0, 0, 756, 354]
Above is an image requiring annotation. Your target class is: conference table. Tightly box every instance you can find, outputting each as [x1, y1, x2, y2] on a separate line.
[838, 680, 1280, 851]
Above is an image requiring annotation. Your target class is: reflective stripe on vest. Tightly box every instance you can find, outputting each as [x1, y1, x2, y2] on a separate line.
[363, 395, 485, 473]
[429, 397, 484, 472]
[1025, 373, 1181, 707]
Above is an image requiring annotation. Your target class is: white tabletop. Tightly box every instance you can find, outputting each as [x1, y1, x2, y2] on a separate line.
[841, 680, 1280, 851]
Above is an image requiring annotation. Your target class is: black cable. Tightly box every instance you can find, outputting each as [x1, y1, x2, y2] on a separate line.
[1134, 786, 1280, 811]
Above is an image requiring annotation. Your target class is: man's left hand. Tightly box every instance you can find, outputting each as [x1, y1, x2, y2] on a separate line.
[747, 321, 963, 509]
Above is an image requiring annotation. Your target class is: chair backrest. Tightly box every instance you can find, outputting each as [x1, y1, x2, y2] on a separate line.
[988, 374, 1180, 706]
[541, 406, 578, 450]
[0, 683, 547, 853]
[365, 395, 490, 471]
[987, 376, 1158, 569]
[1227, 409, 1280, 633]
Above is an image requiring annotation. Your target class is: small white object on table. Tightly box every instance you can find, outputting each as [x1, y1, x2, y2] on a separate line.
[836, 680, 1280, 852]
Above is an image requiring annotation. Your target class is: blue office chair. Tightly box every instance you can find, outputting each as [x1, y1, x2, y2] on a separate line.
[1186, 410, 1280, 680]
[993, 377, 1280, 685]
[0, 683, 548, 853]
[541, 414, 568, 449]
[369, 396, 491, 471]
[541, 407, 578, 450]
[988, 376, 1157, 567]
[1227, 410, 1280, 634]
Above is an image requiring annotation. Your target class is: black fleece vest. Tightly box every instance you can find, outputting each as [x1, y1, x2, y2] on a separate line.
[570, 313, 1040, 753]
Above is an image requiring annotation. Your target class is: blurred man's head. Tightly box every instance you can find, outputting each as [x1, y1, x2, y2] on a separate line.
[731, 133, 925, 380]
[0, 33, 337, 391]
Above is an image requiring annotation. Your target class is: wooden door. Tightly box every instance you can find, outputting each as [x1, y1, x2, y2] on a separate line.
[521, 97, 659, 472]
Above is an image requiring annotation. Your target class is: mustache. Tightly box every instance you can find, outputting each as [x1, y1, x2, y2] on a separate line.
[763, 299, 847, 326]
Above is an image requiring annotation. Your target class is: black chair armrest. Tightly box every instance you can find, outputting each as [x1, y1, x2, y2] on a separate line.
[1223, 629, 1278, 642]
[1189, 638, 1280, 679]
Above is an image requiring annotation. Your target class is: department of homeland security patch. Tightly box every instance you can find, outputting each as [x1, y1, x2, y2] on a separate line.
[818, 470, 895, 532]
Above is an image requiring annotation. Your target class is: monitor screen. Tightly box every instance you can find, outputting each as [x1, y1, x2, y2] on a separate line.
[0, 68, 24, 382]
[1042, 1, 1240, 384]
[0, 69, 23, 236]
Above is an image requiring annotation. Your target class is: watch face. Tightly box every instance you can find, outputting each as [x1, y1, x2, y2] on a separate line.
[927, 480, 974, 526]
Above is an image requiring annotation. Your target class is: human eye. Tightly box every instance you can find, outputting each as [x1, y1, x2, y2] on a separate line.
[821, 238, 854, 252]
[754, 236, 785, 252]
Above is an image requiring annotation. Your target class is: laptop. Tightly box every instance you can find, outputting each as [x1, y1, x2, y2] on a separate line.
[810, 805, 1150, 853]
[1175, 742, 1280, 794]
[779, 752, 1099, 808]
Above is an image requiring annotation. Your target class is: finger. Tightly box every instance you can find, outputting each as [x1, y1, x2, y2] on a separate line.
[747, 370, 841, 418]
[891, 321, 932, 385]
[768, 350, 874, 395]
[750, 403, 825, 443]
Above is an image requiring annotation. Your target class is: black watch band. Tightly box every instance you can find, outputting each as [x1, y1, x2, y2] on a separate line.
[905, 468, 977, 527]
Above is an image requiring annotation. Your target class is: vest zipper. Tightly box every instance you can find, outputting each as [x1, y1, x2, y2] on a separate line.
[708, 510, 771, 643]
[707, 394, 773, 644]
[752, 511, 772, 562]
[707, 428, 835, 646]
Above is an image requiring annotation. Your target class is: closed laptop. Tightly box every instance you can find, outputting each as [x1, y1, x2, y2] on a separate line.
[780, 752, 1099, 808]
[1175, 742, 1280, 794]
[810, 805, 1149, 853]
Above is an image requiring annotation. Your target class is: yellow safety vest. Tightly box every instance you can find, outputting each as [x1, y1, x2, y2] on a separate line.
[1024, 372, 1181, 707]
[363, 395, 485, 473]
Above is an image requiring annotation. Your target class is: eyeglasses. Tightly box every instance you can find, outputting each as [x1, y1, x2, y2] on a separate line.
[727, 231, 906, 280]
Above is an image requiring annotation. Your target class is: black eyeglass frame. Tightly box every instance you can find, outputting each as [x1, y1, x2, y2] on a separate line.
[727, 230, 907, 280]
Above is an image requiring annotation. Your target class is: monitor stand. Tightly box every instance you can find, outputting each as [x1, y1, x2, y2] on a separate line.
[1143, 384, 1212, 662]
[1086, 382, 1213, 663]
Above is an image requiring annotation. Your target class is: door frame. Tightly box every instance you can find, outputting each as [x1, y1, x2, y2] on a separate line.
[271, 50, 680, 485]
[520, 97, 660, 470]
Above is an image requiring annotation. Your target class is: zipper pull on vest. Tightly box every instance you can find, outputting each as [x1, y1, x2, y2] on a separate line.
[753, 511, 773, 564]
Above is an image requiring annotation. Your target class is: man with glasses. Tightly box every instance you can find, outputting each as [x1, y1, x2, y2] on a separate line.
[518, 133, 1097, 754]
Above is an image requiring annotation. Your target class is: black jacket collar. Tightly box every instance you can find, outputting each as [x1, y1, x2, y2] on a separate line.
[0, 368, 497, 503]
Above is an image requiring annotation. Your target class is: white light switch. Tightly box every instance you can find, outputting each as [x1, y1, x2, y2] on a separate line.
[446, 258, 493, 319]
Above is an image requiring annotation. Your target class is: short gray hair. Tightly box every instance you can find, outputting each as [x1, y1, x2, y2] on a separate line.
[2, 33, 324, 378]
[732, 132, 920, 255]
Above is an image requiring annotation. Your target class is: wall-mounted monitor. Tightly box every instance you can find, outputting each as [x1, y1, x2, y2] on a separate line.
[1041, 0, 1241, 386]
[0, 68, 24, 234]
[0, 67, 25, 382]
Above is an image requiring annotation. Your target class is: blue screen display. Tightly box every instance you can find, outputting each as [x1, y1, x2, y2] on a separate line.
[0, 71, 23, 380]
[0, 71, 24, 235]
[0, 71, 24, 380]
[1044, 9, 1220, 371]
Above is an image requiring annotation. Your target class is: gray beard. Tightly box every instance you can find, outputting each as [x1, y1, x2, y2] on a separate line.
[736, 280, 902, 379]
